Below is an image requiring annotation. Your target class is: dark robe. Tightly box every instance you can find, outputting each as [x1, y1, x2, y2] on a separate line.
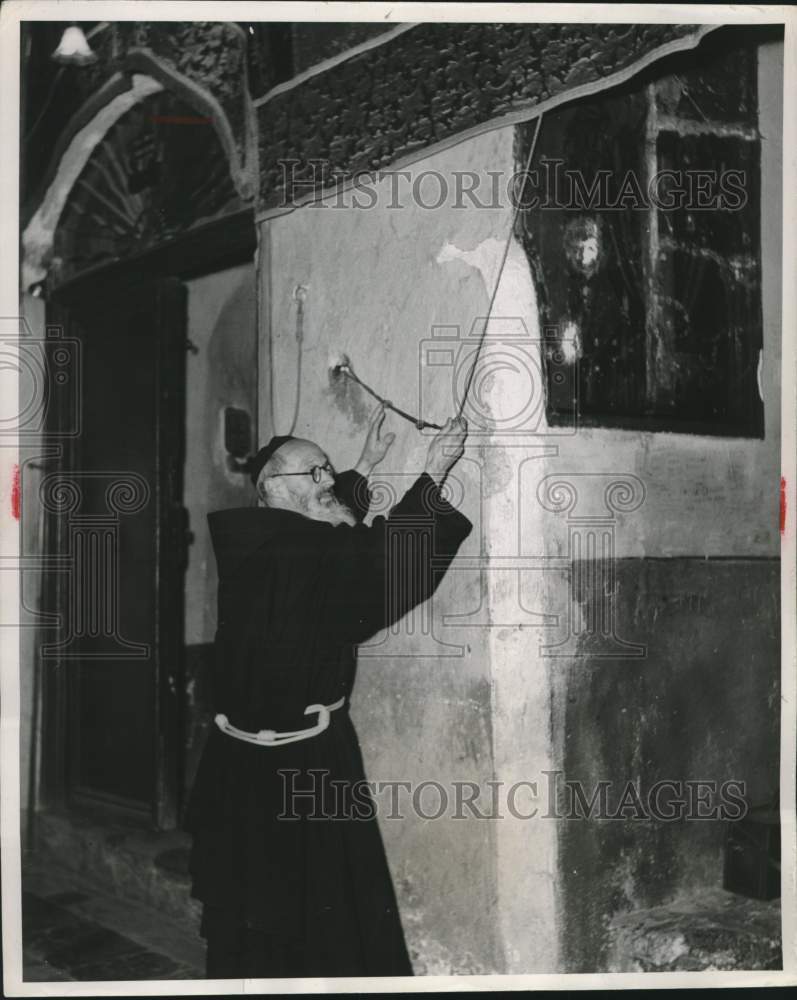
[184, 470, 472, 977]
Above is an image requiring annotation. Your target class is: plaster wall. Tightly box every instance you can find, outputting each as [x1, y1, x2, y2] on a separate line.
[260, 128, 525, 974]
[548, 39, 783, 971]
[555, 557, 780, 971]
[523, 38, 781, 564]
[182, 263, 257, 792]
[257, 37, 781, 975]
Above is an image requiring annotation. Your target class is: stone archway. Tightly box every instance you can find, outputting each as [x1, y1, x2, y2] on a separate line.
[22, 75, 163, 291]
[44, 88, 247, 289]
[22, 25, 256, 292]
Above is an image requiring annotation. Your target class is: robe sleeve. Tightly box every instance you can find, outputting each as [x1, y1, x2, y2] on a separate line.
[334, 469, 371, 523]
[321, 472, 472, 645]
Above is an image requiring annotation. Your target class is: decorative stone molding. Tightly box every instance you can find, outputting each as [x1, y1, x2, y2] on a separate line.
[22, 75, 163, 291]
[85, 21, 256, 199]
[22, 23, 256, 291]
[256, 22, 718, 214]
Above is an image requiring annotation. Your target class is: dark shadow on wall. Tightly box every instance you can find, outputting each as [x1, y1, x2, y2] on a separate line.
[554, 557, 780, 972]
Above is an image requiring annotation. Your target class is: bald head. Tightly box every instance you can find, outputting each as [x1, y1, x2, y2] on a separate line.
[256, 438, 355, 526]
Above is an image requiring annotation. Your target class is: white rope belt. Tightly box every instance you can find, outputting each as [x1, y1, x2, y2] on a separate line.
[214, 697, 346, 747]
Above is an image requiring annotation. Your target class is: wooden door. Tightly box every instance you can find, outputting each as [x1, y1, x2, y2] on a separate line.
[43, 275, 187, 828]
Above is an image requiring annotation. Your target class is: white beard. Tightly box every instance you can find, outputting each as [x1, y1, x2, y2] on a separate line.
[302, 490, 357, 527]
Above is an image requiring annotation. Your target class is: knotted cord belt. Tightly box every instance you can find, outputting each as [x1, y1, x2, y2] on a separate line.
[214, 697, 346, 747]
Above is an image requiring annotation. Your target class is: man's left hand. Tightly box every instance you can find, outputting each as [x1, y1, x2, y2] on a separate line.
[355, 403, 395, 477]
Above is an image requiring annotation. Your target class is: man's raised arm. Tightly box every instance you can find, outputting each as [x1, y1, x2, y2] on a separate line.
[335, 403, 396, 522]
[322, 416, 471, 644]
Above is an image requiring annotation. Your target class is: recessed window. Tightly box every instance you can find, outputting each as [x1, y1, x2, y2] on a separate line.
[518, 32, 763, 437]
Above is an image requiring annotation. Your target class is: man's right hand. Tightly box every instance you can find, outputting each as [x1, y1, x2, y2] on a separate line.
[424, 416, 468, 487]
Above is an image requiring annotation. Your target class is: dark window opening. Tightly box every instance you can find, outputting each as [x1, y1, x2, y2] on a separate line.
[517, 30, 765, 437]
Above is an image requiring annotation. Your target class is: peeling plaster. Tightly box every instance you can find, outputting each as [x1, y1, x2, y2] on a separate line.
[438, 231, 561, 972]
[479, 444, 514, 498]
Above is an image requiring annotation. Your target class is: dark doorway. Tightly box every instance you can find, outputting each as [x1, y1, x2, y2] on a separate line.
[43, 274, 188, 829]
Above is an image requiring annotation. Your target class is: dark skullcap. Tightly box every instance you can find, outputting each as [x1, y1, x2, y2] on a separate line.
[248, 435, 295, 485]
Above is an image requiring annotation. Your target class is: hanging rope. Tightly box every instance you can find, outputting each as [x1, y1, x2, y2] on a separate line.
[287, 286, 305, 435]
[279, 115, 544, 436]
[270, 284, 306, 436]
[336, 360, 443, 430]
[456, 113, 543, 419]
[337, 114, 544, 431]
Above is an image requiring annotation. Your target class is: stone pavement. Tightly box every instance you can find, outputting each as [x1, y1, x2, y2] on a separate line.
[21, 860, 204, 983]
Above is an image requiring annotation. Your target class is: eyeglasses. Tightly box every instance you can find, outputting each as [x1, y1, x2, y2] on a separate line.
[268, 462, 335, 484]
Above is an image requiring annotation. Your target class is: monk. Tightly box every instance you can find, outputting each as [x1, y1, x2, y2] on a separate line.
[185, 406, 470, 978]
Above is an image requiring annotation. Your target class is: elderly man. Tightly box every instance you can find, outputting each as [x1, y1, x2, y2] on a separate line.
[185, 406, 470, 979]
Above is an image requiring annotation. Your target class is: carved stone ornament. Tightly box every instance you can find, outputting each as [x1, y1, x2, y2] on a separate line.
[255, 22, 719, 213]
[50, 90, 244, 287]
[61, 21, 255, 201]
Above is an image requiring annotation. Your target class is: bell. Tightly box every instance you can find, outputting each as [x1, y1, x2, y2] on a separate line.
[51, 26, 98, 66]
